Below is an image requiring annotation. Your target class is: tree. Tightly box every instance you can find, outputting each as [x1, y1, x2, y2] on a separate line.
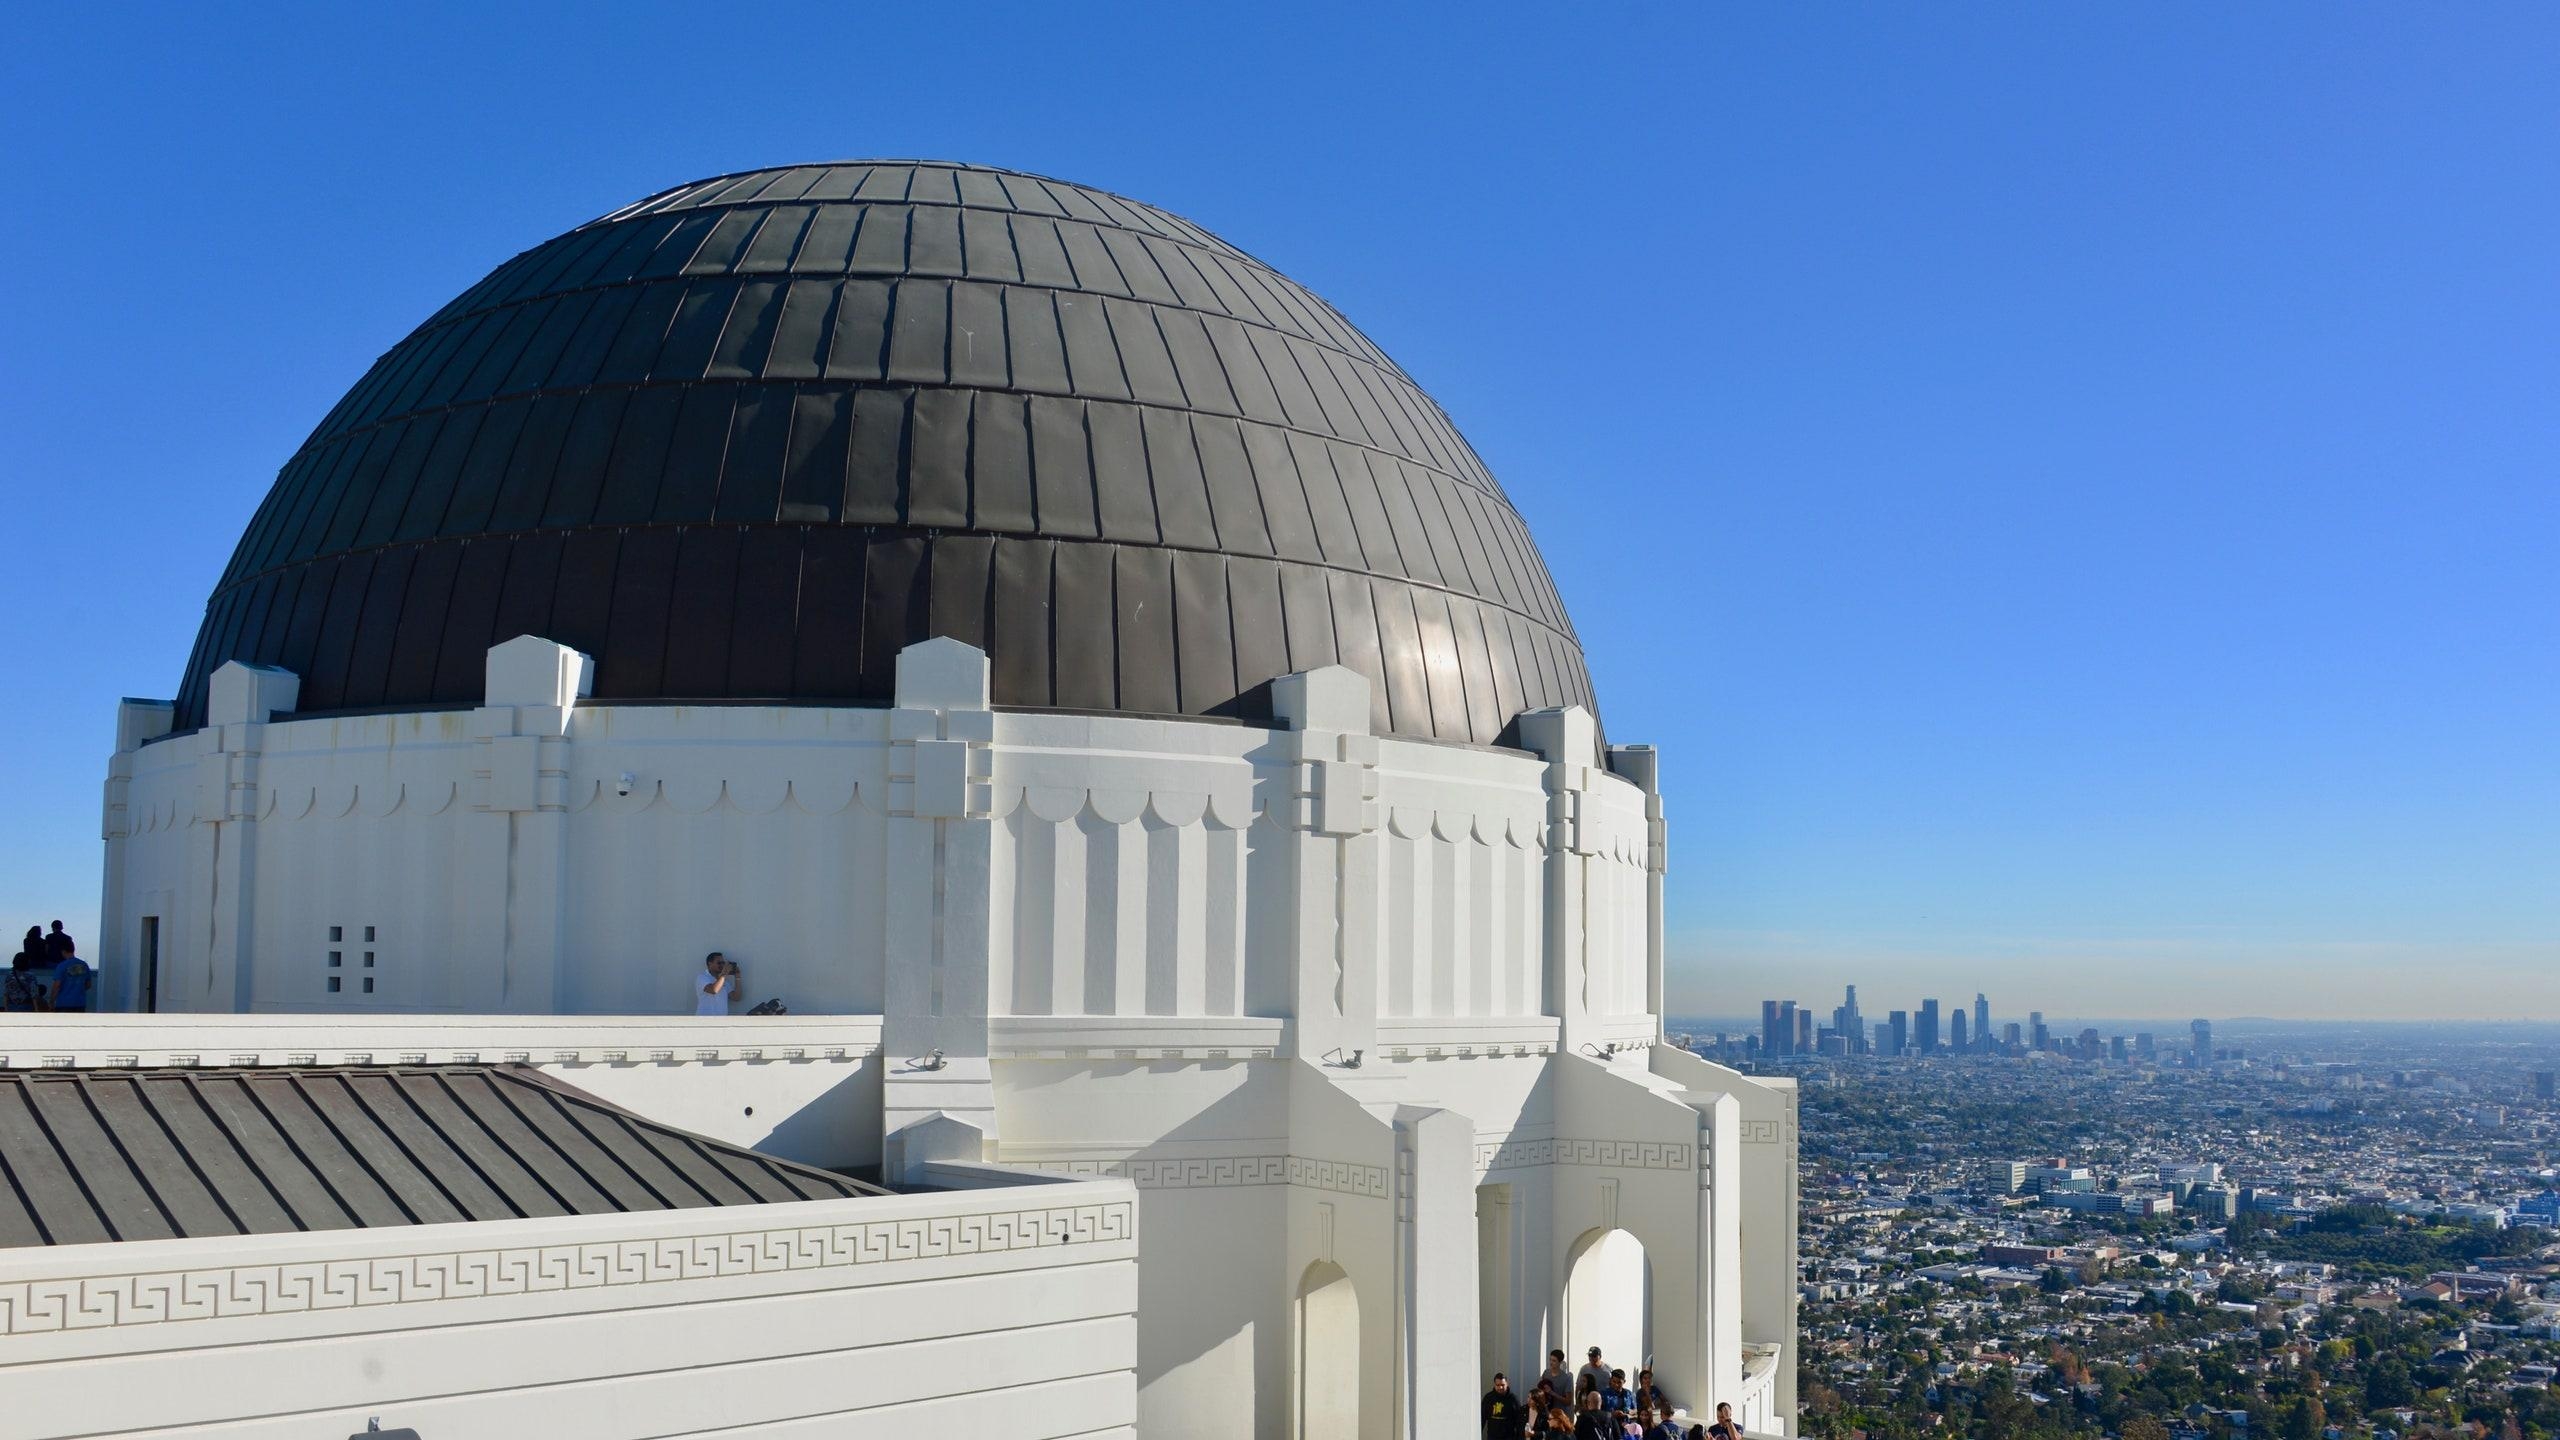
[2123, 1417, 2172, 1440]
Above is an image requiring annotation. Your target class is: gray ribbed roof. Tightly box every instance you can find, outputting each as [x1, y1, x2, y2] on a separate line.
[0, 1065, 882, 1247]
[175, 161, 1597, 745]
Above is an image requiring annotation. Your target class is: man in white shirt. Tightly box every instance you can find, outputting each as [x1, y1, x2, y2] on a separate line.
[695, 952, 741, 1015]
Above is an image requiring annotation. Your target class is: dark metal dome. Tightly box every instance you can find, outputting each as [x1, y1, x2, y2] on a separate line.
[176, 161, 1596, 744]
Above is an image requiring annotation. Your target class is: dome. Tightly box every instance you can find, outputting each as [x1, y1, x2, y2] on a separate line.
[176, 161, 1596, 745]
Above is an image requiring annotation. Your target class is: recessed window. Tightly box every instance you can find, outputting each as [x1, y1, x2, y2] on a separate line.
[326, 976, 342, 993]
[361, 978, 375, 994]
[364, 926, 377, 942]
[329, 926, 343, 942]
[363, 952, 375, 967]
[328, 951, 342, 968]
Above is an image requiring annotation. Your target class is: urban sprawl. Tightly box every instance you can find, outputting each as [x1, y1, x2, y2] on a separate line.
[1679, 995, 2560, 1440]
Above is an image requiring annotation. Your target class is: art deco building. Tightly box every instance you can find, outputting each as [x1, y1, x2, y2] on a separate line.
[35, 162, 1798, 1438]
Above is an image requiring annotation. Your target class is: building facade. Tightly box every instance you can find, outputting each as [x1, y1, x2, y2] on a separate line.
[68, 162, 1799, 1438]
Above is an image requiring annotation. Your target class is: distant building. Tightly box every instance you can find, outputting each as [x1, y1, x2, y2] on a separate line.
[2191, 1018, 2213, 1064]
[2002, 1021, 2023, 1050]
[1974, 994, 1991, 1054]
[1990, 1161, 2031, 1194]
[1835, 984, 1863, 1054]
[1763, 1000, 1784, 1057]
[1917, 999, 1941, 1055]
[1888, 1010, 1910, 1057]
[2536, 1070, 2555, 1101]
[1950, 1010, 1969, 1054]
[2030, 1012, 2050, 1051]
[1795, 1006, 1815, 1054]
[2108, 1035, 2128, 1063]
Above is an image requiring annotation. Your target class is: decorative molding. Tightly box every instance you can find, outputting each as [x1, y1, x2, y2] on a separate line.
[1007, 1152, 1389, 1199]
[1472, 1137, 1696, 1174]
[0, 1200, 1133, 1338]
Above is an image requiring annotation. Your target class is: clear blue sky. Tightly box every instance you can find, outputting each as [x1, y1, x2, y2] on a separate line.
[3, 4, 2552, 1020]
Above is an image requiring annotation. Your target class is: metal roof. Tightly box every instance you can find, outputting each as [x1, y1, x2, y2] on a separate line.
[0, 1065, 883, 1248]
[173, 160, 1597, 748]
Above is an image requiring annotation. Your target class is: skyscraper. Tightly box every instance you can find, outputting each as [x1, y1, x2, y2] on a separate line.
[2191, 1018, 2213, 1064]
[1835, 985, 1863, 1054]
[1795, 1007, 1815, 1054]
[2029, 1012, 2049, 1051]
[1973, 994, 1991, 1054]
[1917, 998, 1941, 1054]
[1887, 1010, 1910, 1057]
[1762, 1000, 1784, 1057]
[1949, 1010, 1969, 1054]
[2538, 1070, 2556, 1101]
[2002, 1022, 2022, 1050]
[1780, 1000, 1799, 1057]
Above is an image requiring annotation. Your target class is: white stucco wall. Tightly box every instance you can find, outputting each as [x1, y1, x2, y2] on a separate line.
[85, 640, 1794, 1440]
[0, 1175, 1138, 1439]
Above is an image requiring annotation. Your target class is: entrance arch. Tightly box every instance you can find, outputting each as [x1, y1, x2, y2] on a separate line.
[1562, 1227, 1652, 1385]
[1295, 1260, 1360, 1439]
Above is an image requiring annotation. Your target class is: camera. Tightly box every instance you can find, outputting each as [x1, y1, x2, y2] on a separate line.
[614, 772, 635, 797]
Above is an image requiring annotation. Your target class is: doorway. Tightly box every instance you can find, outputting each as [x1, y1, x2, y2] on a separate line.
[1295, 1259, 1359, 1439]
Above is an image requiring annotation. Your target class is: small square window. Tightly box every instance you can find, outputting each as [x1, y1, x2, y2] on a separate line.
[326, 976, 342, 993]
[364, 926, 377, 941]
[329, 926, 343, 942]
[361, 978, 375, 994]
[328, 951, 342, 967]
[363, 951, 376, 967]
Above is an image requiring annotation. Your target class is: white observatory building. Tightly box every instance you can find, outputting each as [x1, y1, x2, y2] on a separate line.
[41, 162, 1798, 1438]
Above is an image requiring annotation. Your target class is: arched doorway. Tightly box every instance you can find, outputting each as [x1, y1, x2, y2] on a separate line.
[1295, 1260, 1360, 1439]
[1562, 1227, 1651, 1386]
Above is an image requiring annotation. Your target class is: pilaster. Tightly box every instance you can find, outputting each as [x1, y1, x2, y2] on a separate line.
[194, 663, 298, 1011]
[470, 636, 589, 1013]
[1518, 707, 1598, 1053]
[881, 637, 1001, 1174]
[1609, 743, 1667, 1042]
[100, 700, 173, 1012]
[1272, 666, 1381, 1068]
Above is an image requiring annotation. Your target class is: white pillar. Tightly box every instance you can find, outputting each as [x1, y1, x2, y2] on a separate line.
[1609, 744, 1666, 1043]
[99, 699, 173, 1011]
[1517, 706, 1598, 1055]
[1273, 666, 1381, 1069]
[472, 636, 590, 1012]
[193, 662, 299, 1011]
[881, 637, 1001, 1178]
[1393, 1104, 1481, 1440]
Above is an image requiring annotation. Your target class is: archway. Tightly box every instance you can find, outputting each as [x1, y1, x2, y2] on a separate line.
[1295, 1260, 1360, 1439]
[1562, 1227, 1651, 1390]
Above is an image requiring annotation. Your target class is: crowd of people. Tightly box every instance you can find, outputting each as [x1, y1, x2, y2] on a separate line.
[1480, 1345, 1747, 1439]
[5, 922, 94, 1012]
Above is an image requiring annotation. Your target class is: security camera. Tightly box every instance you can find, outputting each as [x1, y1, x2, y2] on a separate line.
[614, 773, 635, 797]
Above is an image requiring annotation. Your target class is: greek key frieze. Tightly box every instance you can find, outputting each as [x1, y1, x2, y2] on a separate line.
[0, 1200, 1134, 1338]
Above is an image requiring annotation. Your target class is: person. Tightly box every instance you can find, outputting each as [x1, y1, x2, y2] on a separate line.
[1641, 1406, 1683, 1440]
[1577, 1347, 1612, 1400]
[1536, 1351, 1575, 1412]
[1705, 1401, 1743, 1439]
[694, 952, 742, 1015]
[1572, 1392, 1617, 1440]
[1541, 1397, 1577, 1435]
[3, 951, 41, 1012]
[44, 922, 74, 964]
[1632, 1368, 1673, 1417]
[48, 943, 94, 1013]
[15, 927, 46, 969]
[1482, 1373, 1525, 1439]
[1599, 1370, 1634, 1415]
